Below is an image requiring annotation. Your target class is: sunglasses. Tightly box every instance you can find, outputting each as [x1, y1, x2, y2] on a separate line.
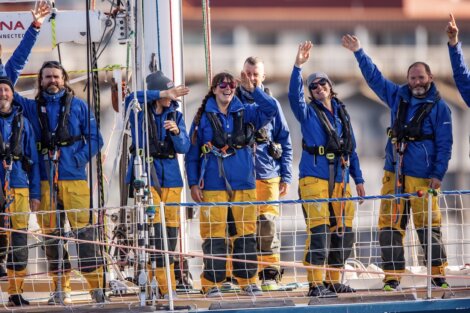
[309, 78, 328, 90]
[218, 81, 237, 89]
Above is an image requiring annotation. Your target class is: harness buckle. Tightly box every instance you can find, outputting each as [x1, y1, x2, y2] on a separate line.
[201, 143, 212, 154]
[318, 146, 325, 155]
[137, 148, 144, 157]
[326, 153, 335, 160]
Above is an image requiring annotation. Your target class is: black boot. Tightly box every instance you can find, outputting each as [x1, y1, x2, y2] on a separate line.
[0, 264, 7, 278]
[9, 294, 30, 306]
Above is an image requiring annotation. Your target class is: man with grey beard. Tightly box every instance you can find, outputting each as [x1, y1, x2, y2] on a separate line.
[342, 34, 453, 291]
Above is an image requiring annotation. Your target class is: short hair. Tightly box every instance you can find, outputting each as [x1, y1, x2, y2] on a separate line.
[407, 61, 432, 76]
[244, 56, 264, 66]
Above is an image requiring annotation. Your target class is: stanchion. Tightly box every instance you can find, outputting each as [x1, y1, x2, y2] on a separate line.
[426, 188, 437, 300]
[160, 201, 174, 311]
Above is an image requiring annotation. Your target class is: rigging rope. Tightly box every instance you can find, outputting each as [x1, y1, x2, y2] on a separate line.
[202, 0, 212, 87]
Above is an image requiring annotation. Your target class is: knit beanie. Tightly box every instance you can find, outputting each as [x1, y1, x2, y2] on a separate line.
[306, 72, 333, 89]
[0, 64, 13, 93]
[146, 71, 174, 91]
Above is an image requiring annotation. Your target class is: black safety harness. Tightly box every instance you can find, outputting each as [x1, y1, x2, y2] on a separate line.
[302, 99, 353, 199]
[130, 107, 178, 197]
[387, 95, 439, 223]
[0, 109, 32, 211]
[236, 86, 283, 159]
[37, 91, 83, 155]
[199, 110, 255, 199]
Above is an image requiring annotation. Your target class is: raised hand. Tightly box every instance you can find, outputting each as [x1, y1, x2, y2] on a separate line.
[31, 1, 51, 25]
[342, 34, 361, 52]
[295, 41, 313, 67]
[240, 70, 255, 92]
[446, 13, 459, 46]
[161, 85, 190, 100]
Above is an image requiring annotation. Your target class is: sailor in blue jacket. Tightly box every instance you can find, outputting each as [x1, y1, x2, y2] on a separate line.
[0, 1, 49, 306]
[13, 61, 105, 304]
[447, 13, 470, 107]
[0, 75, 40, 306]
[289, 41, 365, 298]
[125, 71, 190, 299]
[236, 57, 293, 291]
[186, 71, 277, 297]
[343, 34, 453, 291]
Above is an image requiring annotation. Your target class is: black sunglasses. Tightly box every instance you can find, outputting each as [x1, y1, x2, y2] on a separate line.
[309, 78, 328, 90]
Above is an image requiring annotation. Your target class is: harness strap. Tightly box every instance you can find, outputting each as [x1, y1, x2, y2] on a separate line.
[149, 160, 162, 199]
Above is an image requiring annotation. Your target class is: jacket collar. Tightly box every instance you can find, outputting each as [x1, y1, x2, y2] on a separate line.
[41, 89, 66, 102]
[206, 96, 244, 114]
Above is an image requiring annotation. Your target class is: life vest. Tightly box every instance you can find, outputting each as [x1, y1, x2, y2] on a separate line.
[236, 86, 271, 144]
[37, 91, 83, 154]
[388, 95, 438, 143]
[206, 110, 255, 151]
[145, 108, 176, 159]
[303, 98, 353, 159]
[0, 108, 32, 171]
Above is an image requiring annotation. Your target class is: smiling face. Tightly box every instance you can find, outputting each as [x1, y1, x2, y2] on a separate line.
[40, 67, 65, 94]
[212, 78, 237, 107]
[0, 84, 13, 113]
[309, 78, 331, 102]
[407, 63, 433, 98]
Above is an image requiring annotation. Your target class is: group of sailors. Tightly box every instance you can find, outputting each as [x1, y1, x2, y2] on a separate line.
[0, 0, 468, 306]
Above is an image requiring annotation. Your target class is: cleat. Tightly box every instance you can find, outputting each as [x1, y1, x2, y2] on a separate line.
[325, 282, 356, 293]
[206, 286, 223, 298]
[261, 280, 281, 291]
[243, 284, 263, 296]
[48, 291, 72, 305]
[8, 294, 29, 306]
[383, 280, 401, 291]
[91, 288, 107, 303]
[432, 278, 450, 289]
[308, 284, 337, 298]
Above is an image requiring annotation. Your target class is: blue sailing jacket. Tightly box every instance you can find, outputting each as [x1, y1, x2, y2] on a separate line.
[14, 90, 104, 181]
[186, 87, 278, 191]
[448, 42, 470, 107]
[288, 66, 364, 185]
[125, 91, 189, 188]
[354, 48, 453, 180]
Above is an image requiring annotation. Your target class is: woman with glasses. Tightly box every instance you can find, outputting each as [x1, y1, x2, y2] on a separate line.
[186, 72, 277, 297]
[288, 41, 366, 298]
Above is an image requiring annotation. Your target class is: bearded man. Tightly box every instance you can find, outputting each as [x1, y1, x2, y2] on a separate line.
[342, 34, 453, 291]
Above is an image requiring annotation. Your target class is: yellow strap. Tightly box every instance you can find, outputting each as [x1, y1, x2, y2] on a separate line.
[51, 18, 57, 49]
[20, 64, 125, 79]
